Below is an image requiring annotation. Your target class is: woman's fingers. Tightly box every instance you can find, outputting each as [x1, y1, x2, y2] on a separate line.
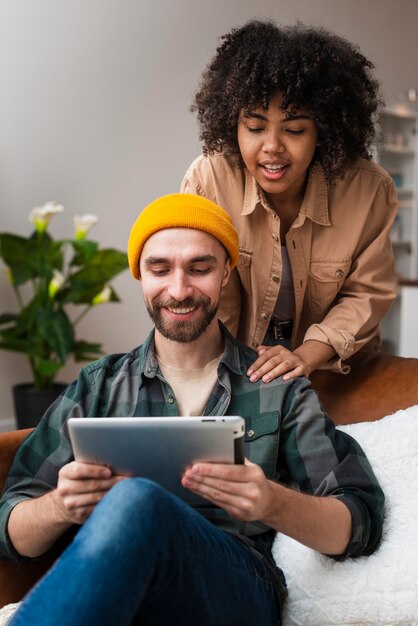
[247, 346, 309, 382]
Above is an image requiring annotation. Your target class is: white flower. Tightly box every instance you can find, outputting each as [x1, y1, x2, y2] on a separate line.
[74, 214, 99, 240]
[29, 202, 64, 233]
[48, 270, 65, 299]
[92, 285, 112, 305]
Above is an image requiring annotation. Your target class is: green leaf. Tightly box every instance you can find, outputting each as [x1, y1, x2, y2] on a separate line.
[0, 233, 36, 285]
[61, 283, 105, 304]
[71, 249, 128, 284]
[70, 240, 100, 266]
[30, 233, 64, 279]
[73, 339, 103, 361]
[0, 337, 30, 354]
[36, 359, 62, 378]
[0, 313, 18, 327]
[70, 285, 120, 305]
[107, 288, 120, 303]
[0, 233, 30, 263]
[0, 232, 64, 285]
[17, 295, 47, 331]
[63, 248, 126, 304]
[34, 309, 75, 362]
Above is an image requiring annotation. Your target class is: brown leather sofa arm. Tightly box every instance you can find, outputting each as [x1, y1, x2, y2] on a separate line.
[0, 429, 33, 494]
[0, 429, 75, 607]
[311, 353, 418, 425]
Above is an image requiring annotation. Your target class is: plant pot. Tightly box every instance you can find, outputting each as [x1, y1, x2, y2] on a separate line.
[12, 383, 68, 430]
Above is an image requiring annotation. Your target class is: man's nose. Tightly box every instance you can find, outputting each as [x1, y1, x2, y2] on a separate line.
[167, 270, 192, 301]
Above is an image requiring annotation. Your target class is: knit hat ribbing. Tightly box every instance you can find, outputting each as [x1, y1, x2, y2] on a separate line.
[128, 193, 239, 279]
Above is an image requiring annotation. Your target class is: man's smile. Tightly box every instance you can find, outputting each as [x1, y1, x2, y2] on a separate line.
[165, 305, 197, 315]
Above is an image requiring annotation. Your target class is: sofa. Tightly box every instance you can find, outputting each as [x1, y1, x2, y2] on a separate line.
[1, 352, 418, 623]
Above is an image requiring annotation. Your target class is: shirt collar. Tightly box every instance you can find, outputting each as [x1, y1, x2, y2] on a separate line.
[139, 330, 159, 379]
[241, 161, 330, 226]
[218, 322, 246, 376]
[140, 322, 245, 380]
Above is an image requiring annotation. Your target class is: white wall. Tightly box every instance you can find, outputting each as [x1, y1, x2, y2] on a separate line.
[1, 0, 418, 421]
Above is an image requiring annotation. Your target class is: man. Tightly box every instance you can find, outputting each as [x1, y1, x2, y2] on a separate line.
[0, 194, 384, 626]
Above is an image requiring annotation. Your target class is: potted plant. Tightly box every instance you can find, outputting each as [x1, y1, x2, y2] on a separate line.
[0, 202, 128, 428]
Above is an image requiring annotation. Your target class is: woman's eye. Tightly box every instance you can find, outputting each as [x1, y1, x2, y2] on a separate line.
[285, 128, 305, 135]
[247, 126, 264, 133]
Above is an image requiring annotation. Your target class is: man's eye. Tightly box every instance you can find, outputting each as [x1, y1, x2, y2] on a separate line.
[151, 269, 169, 276]
[190, 268, 211, 275]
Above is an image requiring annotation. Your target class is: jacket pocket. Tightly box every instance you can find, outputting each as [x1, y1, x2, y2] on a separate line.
[308, 258, 352, 318]
[244, 412, 279, 479]
[237, 248, 252, 295]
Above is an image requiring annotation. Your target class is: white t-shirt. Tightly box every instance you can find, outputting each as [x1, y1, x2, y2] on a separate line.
[157, 354, 222, 416]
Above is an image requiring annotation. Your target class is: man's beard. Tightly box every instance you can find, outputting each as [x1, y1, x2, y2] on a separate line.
[145, 295, 219, 343]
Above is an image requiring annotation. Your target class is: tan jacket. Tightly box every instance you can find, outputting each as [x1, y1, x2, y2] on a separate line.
[181, 154, 397, 372]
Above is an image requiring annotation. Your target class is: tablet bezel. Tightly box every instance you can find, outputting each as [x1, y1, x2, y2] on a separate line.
[68, 416, 245, 505]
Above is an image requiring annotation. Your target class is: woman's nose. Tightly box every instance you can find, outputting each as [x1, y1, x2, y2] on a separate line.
[262, 130, 285, 154]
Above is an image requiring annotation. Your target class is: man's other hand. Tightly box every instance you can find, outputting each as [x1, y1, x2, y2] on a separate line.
[55, 461, 127, 524]
[181, 459, 273, 522]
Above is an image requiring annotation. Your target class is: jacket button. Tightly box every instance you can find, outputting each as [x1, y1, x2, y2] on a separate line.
[167, 395, 174, 404]
[335, 269, 345, 278]
[247, 429, 255, 438]
[272, 274, 280, 282]
[272, 233, 279, 241]
[261, 313, 269, 320]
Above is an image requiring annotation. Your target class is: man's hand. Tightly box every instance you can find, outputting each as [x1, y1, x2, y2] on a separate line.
[8, 461, 127, 558]
[56, 461, 127, 525]
[181, 459, 273, 521]
[182, 458, 352, 555]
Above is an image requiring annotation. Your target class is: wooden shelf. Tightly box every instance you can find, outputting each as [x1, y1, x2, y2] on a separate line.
[399, 278, 418, 287]
[391, 240, 412, 253]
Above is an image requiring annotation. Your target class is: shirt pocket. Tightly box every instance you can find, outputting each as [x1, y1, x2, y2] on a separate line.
[308, 258, 352, 319]
[244, 411, 279, 479]
[237, 248, 252, 295]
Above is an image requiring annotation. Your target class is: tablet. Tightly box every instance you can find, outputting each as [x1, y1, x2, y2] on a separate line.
[68, 416, 245, 505]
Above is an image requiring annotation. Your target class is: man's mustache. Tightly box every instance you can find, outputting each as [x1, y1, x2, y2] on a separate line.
[151, 296, 210, 310]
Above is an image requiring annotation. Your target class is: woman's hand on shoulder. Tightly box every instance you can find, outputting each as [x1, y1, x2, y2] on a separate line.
[247, 345, 311, 383]
[247, 340, 337, 383]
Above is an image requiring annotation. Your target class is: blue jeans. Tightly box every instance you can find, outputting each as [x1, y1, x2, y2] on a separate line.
[10, 479, 281, 626]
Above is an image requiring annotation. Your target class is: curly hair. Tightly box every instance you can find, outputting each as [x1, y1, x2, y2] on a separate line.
[191, 20, 383, 182]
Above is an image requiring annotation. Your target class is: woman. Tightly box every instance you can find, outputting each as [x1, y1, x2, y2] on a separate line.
[181, 19, 397, 382]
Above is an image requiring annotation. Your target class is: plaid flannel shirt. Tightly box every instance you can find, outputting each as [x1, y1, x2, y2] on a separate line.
[0, 323, 384, 563]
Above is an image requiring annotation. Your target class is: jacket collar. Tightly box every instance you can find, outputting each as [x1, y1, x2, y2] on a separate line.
[242, 161, 330, 226]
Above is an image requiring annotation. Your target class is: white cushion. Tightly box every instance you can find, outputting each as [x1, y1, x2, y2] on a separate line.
[272, 407, 418, 626]
[0, 603, 20, 626]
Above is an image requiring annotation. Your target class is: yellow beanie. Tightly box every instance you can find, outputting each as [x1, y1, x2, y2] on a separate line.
[128, 193, 239, 279]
